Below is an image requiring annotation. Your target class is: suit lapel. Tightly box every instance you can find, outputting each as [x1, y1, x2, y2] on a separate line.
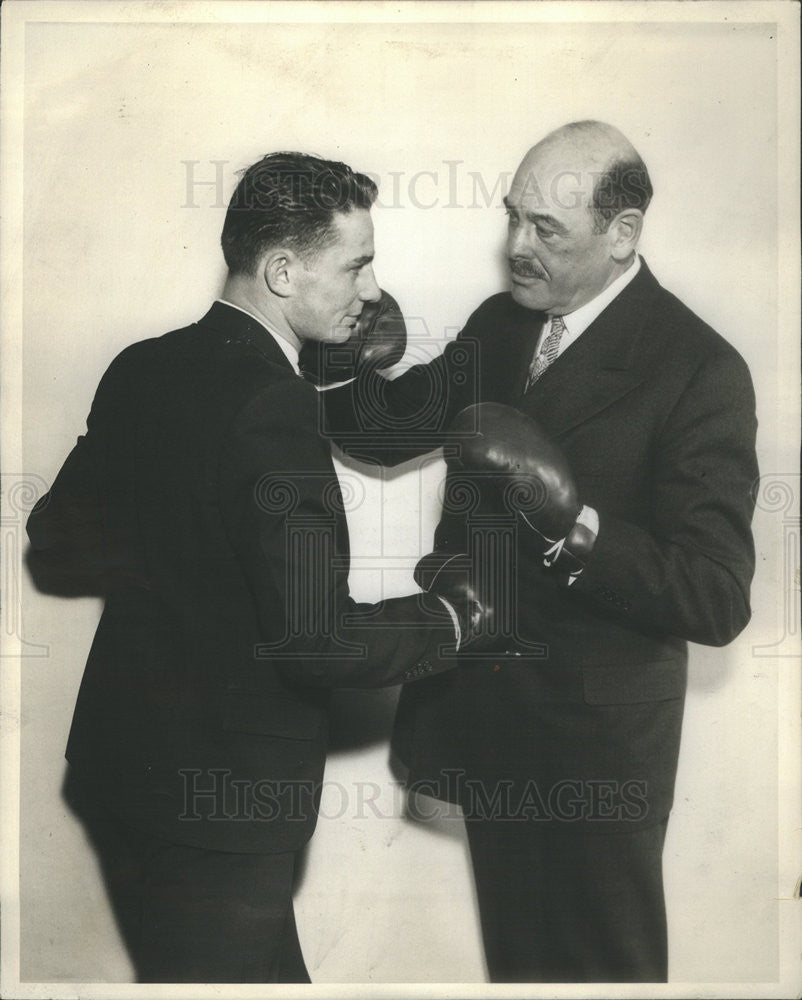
[480, 298, 546, 402]
[517, 261, 665, 437]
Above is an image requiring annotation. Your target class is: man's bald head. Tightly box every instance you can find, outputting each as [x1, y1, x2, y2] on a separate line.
[523, 121, 652, 232]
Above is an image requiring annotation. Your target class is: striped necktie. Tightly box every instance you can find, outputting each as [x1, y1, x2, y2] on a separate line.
[526, 314, 566, 391]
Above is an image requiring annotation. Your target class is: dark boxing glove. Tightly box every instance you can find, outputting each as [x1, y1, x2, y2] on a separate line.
[299, 289, 407, 386]
[414, 550, 495, 650]
[447, 402, 598, 585]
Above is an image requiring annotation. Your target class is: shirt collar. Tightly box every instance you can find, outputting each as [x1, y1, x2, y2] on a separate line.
[216, 298, 301, 375]
[560, 255, 641, 339]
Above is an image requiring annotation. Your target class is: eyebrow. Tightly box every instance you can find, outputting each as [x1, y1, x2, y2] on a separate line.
[502, 198, 568, 235]
[348, 254, 374, 267]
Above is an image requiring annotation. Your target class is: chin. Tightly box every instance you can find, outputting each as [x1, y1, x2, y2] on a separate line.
[326, 320, 356, 343]
[327, 330, 353, 344]
[510, 283, 550, 312]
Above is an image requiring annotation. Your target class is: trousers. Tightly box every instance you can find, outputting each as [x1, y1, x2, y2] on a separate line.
[465, 815, 669, 982]
[65, 770, 310, 983]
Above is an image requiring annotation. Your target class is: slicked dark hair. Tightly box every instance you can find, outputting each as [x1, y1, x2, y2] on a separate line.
[221, 151, 378, 275]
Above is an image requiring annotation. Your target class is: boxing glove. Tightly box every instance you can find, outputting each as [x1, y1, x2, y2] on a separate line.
[299, 289, 407, 386]
[414, 550, 496, 649]
[446, 402, 597, 584]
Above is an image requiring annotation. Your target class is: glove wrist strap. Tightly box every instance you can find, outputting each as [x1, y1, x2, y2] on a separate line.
[525, 504, 599, 586]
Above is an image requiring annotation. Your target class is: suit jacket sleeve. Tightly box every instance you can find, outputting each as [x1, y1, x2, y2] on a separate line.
[316, 328, 482, 466]
[574, 345, 758, 646]
[26, 352, 134, 592]
[218, 377, 457, 688]
[27, 435, 104, 583]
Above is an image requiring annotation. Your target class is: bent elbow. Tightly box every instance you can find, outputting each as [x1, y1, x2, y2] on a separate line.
[692, 578, 752, 647]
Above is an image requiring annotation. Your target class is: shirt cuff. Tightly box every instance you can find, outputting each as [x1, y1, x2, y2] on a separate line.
[436, 596, 462, 650]
[576, 504, 600, 539]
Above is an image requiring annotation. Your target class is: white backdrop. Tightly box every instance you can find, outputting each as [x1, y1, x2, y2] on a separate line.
[3, 2, 799, 997]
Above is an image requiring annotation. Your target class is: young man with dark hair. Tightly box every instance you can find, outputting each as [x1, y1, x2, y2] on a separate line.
[27, 151, 486, 983]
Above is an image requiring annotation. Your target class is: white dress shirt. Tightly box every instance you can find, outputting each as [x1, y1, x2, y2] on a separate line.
[533, 255, 641, 358]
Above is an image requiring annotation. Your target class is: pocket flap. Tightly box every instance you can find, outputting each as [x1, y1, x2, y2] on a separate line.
[583, 661, 687, 705]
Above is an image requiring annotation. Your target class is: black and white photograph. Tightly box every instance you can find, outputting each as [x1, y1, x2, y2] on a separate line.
[1, 1, 799, 997]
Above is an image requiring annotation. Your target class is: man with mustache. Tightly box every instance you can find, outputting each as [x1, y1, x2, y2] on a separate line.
[25, 151, 490, 983]
[315, 121, 758, 982]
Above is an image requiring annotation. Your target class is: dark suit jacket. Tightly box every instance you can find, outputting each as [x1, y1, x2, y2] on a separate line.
[322, 260, 758, 831]
[27, 302, 456, 853]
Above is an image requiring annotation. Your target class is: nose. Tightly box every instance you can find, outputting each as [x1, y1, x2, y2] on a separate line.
[508, 222, 535, 258]
[358, 265, 382, 303]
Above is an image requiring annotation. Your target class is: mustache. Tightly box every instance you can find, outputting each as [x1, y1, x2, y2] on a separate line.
[509, 257, 547, 280]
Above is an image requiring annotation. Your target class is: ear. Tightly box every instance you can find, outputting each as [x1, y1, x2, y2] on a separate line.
[607, 210, 643, 262]
[263, 249, 297, 298]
